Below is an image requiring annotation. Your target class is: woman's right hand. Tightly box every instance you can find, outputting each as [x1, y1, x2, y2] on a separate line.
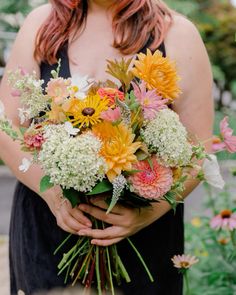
[46, 193, 92, 234]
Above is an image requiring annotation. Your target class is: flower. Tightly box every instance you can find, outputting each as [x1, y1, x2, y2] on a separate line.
[202, 154, 225, 189]
[191, 217, 202, 228]
[210, 209, 236, 231]
[100, 107, 121, 122]
[24, 132, 45, 150]
[46, 78, 71, 104]
[212, 117, 236, 153]
[141, 109, 192, 167]
[71, 74, 94, 99]
[19, 158, 32, 172]
[64, 122, 80, 136]
[132, 49, 181, 100]
[171, 254, 199, 270]
[48, 102, 67, 123]
[63, 95, 109, 127]
[39, 125, 107, 192]
[107, 175, 127, 214]
[128, 156, 173, 199]
[92, 121, 141, 181]
[132, 81, 168, 120]
[218, 237, 230, 245]
[97, 87, 125, 107]
[0, 100, 5, 119]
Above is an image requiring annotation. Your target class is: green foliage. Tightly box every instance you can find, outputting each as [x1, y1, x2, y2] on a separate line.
[39, 175, 54, 193]
[185, 181, 236, 294]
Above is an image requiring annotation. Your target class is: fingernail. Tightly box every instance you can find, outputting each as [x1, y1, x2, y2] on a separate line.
[86, 223, 92, 227]
[79, 231, 86, 236]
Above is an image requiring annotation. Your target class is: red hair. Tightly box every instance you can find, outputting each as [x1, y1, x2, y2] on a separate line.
[35, 0, 172, 64]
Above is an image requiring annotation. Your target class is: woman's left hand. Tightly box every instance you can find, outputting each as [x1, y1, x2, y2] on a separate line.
[78, 198, 165, 246]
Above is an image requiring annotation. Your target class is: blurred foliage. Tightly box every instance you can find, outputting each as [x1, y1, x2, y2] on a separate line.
[166, 0, 236, 106]
[185, 180, 236, 294]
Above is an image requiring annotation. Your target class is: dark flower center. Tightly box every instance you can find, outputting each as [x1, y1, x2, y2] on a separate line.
[82, 107, 95, 116]
[220, 209, 232, 219]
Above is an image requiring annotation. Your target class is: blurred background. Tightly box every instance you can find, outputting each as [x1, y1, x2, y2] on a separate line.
[0, 0, 236, 294]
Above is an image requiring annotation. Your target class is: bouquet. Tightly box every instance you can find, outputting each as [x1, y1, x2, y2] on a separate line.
[1, 49, 236, 294]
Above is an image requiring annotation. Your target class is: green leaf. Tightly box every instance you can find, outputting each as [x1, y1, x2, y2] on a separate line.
[40, 175, 54, 193]
[62, 188, 80, 208]
[86, 180, 113, 196]
[19, 127, 27, 135]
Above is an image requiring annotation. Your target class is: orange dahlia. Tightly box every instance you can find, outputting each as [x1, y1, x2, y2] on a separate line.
[128, 157, 173, 200]
[92, 122, 141, 181]
[132, 49, 181, 100]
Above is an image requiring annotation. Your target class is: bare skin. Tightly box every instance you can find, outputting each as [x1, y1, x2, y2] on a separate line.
[0, 1, 214, 245]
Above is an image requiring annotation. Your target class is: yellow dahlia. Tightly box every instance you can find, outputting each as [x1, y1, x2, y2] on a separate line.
[132, 49, 181, 100]
[92, 122, 141, 181]
[63, 95, 109, 127]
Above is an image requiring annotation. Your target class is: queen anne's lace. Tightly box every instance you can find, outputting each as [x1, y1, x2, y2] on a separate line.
[39, 125, 107, 192]
[141, 109, 192, 167]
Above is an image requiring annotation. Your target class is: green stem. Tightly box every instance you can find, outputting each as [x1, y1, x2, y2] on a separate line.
[54, 233, 72, 255]
[117, 255, 131, 283]
[184, 271, 191, 295]
[105, 247, 115, 295]
[131, 107, 141, 126]
[204, 184, 217, 215]
[127, 238, 154, 282]
[96, 245, 102, 295]
[230, 230, 236, 247]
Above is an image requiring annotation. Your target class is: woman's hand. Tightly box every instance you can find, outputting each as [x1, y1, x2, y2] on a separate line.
[78, 198, 170, 246]
[46, 193, 92, 234]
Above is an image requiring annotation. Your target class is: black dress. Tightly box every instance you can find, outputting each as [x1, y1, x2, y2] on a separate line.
[9, 41, 184, 295]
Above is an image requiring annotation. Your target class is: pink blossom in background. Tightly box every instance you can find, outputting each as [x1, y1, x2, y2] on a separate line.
[132, 81, 168, 120]
[128, 156, 173, 199]
[212, 117, 236, 153]
[210, 209, 236, 231]
[171, 254, 199, 269]
[46, 78, 71, 104]
[100, 107, 121, 122]
[18, 66, 27, 76]
[11, 89, 21, 97]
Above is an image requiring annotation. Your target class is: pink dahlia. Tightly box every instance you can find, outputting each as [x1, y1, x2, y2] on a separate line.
[24, 130, 45, 150]
[100, 107, 121, 122]
[212, 117, 236, 153]
[210, 209, 236, 231]
[97, 88, 125, 107]
[128, 156, 173, 199]
[132, 81, 168, 120]
[46, 78, 71, 104]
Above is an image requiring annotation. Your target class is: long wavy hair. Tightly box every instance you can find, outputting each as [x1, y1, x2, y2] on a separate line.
[34, 0, 172, 64]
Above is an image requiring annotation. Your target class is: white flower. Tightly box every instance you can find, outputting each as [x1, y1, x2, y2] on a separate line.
[64, 122, 80, 136]
[0, 100, 5, 119]
[141, 109, 192, 167]
[71, 73, 94, 99]
[18, 290, 25, 295]
[18, 108, 30, 124]
[19, 158, 32, 172]
[202, 154, 225, 189]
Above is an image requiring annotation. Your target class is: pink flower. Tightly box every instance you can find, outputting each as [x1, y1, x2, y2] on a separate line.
[97, 88, 125, 107]
[210, 209, 236, 231]
[46, 78, 71, 104]
[128, 156, 173, 199]
[24, 126, 45, 150]
[212, 117, 236, 153]
[171, 254, 199, 269]
[100, 107, 121, 122]
[132, 81, 168, 120]
[11, 89, 21, 97]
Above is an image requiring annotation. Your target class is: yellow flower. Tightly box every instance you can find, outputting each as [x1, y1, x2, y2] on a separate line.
[63, 95, 109, 127]
[132, 49, 181, 100]
[93, 122, 141, 181]
[191, 217, 202, 228]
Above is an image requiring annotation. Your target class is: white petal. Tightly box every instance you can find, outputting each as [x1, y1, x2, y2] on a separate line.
[71, 73, 94, 98]
[64, 122, 80, 136]
[19, 158, 32, 173]
[202, 154, 225, 189]
[0, 100, 5, 119]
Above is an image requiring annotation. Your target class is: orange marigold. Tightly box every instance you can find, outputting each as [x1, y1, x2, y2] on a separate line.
[92, 122, 141, 181]
[132, 49, 181, 100]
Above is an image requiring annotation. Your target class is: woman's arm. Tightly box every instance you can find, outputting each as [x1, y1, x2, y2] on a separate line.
[77, 15, 214, 246]
[0, 5, 92, 232]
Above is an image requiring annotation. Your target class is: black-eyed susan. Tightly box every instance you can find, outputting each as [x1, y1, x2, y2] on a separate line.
[132, 49, 181, 101]
[63, 95, 109, 128]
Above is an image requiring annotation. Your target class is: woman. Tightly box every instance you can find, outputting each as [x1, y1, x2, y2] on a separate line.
[0, 0, 214, 294]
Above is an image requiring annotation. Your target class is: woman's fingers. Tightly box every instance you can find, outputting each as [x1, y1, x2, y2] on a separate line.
[90, 198, 123, 215]
[91, 237, 122, 247]
[78, 225, 125, 240]
[71, 207, 92, 227]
